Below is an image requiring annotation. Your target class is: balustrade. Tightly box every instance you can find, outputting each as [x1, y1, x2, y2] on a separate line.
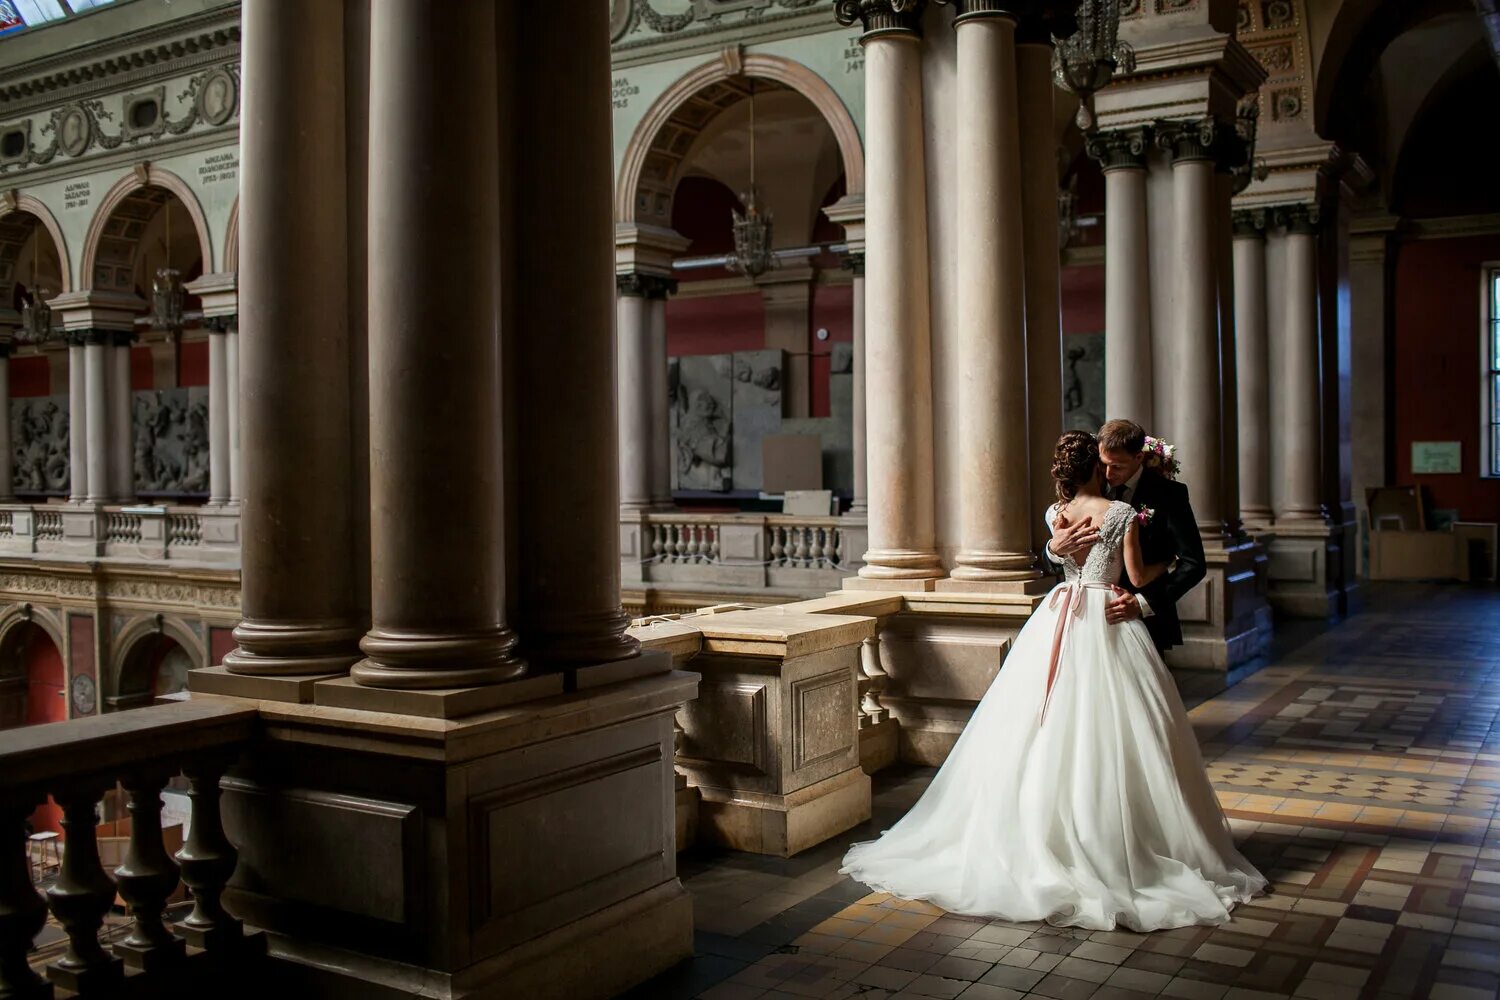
[0, 700, 257, 994]
[34, 511, 62, 542]
[0, 505, 235, 564]
[624, 511, 863, 594]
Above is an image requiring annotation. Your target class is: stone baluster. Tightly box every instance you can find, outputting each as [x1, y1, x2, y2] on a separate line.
[859, 631, 888, 724]
[0, 798, 49, 998]
[46, 784, 122, 992]
[770, 527, 785, 567]
[112, 770, 185, 972]
[651, 521, 665, 563]
[173, 759, 242, 952]
[707, 526, 720, 563]
[810, 528, 825, 568]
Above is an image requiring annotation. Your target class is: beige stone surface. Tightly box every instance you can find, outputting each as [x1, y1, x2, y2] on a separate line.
[697, 767, 871, 858]
[312, 673, 565, 720]
[692, 608, 876, 660]
[189, 665, 341, 705]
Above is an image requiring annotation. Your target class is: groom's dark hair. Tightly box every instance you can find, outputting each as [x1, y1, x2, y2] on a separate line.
[1098, 419, 1146, 455]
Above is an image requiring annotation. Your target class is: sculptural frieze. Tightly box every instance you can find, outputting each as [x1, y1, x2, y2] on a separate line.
[11, 396, 70, 495]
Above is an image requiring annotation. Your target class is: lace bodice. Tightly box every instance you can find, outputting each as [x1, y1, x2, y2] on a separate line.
[1047, 500, 1135, 584]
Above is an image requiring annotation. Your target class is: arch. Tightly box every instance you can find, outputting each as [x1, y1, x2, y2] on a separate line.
[80, 165, 214, 291]
[615, 53, 864, 226]
[223, 195, 239, 274]
[0, 605, 67, 730]
[0, 195, 73, 302]
[108, 613, 206, 707]
[0, 603, 67, 662]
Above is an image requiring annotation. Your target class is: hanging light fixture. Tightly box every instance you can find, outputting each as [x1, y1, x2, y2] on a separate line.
[152, 199, 185, 336]
[1053, 0, 1135, 131]
[18, 223, 55, 345]
[725, 79, 775, 279]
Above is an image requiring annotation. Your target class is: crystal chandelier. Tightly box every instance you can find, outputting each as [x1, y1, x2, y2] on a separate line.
[17, 224, 55, 345]
[152, 202, 185, 335]
[1052, 0, 1135, 131]
[725, 80, 775, 279]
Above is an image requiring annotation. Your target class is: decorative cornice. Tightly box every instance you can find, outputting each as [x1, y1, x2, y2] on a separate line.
[835, 0, 927, 40]
[1085, 126, 1151, 171]
[0, 20, 240, 114]
[1232, 208, 1268, 239]
[1273, 203, 1320, 235]
[617, 272, 678, 300]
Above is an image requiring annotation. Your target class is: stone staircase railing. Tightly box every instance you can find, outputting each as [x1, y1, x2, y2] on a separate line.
[622, 511, 866, 594]
[0, 699, 262, 995]
[0, 504, 240, 564]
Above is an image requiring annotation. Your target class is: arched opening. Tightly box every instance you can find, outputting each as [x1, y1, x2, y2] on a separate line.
[0, 620, 66, 833]
[111, 631, 194, 711]
[626, 70, 858, 500]
[84, 180, 213, 501]
[0, 210, 69, 499]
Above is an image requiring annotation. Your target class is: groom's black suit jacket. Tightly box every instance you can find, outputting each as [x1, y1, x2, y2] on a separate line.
[1119, 469, 1206, 652]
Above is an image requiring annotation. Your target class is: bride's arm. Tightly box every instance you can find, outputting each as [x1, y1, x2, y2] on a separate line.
[1124, 520, 1168, 589]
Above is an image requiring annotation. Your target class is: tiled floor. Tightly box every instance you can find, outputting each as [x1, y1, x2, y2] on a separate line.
[626, 584, 1500, 1000]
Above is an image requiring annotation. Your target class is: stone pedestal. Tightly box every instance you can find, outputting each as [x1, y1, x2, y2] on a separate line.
[215, 666, 696, 1000]
[675, 608, 873, 857]
[1162, 536, 1272, 674]
[1267, 520, 1352, 619]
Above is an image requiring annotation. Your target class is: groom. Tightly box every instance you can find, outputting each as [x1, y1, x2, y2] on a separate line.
[1049, 419, 1206, 654]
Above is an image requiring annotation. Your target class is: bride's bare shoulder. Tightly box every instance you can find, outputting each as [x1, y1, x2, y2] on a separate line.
[1059, 496, 1111, 521]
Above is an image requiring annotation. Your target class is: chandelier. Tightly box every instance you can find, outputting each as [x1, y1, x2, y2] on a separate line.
[152, 202, 185, 335]
[17, 223, 56, 345]
[725, 80, 775, 279]
[1053, 0, 1135, 131]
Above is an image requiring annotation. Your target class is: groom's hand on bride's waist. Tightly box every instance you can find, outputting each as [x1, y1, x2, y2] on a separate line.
[1105, 585, 1143, 624]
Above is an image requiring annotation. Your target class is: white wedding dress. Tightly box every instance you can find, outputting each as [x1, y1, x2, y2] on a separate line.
[841, 501, 1266, 931]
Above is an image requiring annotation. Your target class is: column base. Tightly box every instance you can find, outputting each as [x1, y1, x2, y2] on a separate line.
[933, 575, 1051, 595]
[1267, 519, 1355, 619]
[695, 767, 871, 858]
[190, 665, 347, 705]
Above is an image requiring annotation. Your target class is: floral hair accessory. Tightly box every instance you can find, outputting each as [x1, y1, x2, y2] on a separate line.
[1134, 506, 1156, 527]
[1141, 435, 1179, 480]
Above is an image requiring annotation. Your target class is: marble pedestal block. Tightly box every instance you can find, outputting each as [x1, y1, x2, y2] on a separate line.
[676, 608, 874, 857]
[1163, 537, 1273, 674]
[1267, 520, 1356, 619]
[213, 660, 696, 1000]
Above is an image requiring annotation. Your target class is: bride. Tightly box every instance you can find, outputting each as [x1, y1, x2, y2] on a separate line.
[840, 431, 1267, 931]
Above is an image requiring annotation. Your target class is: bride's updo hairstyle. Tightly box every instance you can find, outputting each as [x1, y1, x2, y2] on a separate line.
[1052, 430, 1100, 504]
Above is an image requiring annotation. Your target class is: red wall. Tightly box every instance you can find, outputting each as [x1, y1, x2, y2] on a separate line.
[810, 281, 854, 418]
[179, 340, 208, 387]
[23, 627, 64, 727]
[1393, 234, 1500, 520]
[1061, 263, 1105, 336]
[9, 356, 49, 398]
[665, 293, 766, 357]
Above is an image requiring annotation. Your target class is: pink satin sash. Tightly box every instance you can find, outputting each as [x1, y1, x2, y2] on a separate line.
[1038, 581, 1114, 727]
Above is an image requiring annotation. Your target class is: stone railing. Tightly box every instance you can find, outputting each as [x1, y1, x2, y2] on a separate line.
[0, 699, 261, 995]
[622, 511, 866, 596]
[0, 504, 239, 565]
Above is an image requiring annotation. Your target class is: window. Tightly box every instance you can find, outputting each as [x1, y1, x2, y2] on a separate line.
[1487, 265, 1500, 477]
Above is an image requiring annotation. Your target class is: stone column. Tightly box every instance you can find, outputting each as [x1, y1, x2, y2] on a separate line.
[226, 323, 241, 502]
[617, 273, 675, 512]
[350, 0, 524, 689]
[1271, 204, 1324, 522]
[1089, 129, 1153, 424]
[1157, 121, 1224, 536]
[847, 254, 867, 515]
[946, 3, 1034, 585]
[647, 291, 672, 508]
[1016, 16, 1064, 552]
[511, 5, 640, 665]
[109, 335, 133, 503]
[836, 0, 942, 584]
[1213, 170, 1241, 536]
[207, 321, 231, 505]
[1349, 222, 1395, 571]
[84, 335, 109, 504]
[1233, 210, 1271, 526]
[68, 340, 86, 502]
[217, 0, 362, 683]
[0, 339, 12, 501]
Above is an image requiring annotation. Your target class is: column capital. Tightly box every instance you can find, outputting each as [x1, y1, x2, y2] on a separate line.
[1086, 127, 1152, 171]
[1232, 208, 1268, 239]
[1155, 117, 1221, 165]
[203, 314, 239, 334]
[1273, 203, 1322, 235]
[835, 0, 926, 40]
[841, 251, 866, 277]
[616, 272, 677, 300]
